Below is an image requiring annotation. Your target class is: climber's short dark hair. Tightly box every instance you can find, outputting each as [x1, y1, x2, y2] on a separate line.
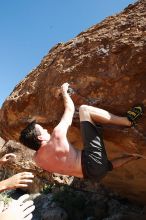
[19, 120, 41, 151]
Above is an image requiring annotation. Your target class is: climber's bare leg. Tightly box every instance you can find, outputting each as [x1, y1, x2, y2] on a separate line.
[79, 105, 131, 126]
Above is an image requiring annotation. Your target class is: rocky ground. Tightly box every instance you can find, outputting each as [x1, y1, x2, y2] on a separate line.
[1, 183, 146, 220]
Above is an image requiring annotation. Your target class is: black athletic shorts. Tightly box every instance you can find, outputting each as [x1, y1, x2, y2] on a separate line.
[80, 121, 113, 181]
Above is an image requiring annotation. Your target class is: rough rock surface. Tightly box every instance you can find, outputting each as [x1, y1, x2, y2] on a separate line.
[0, 137, 5, 148]
[0, 0, 146, 203]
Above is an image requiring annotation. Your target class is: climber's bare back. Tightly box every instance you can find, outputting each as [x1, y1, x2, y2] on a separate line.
[34, 130, 83, 178]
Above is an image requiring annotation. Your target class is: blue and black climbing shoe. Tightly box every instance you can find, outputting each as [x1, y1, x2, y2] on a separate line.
[126, 105, 144, 126]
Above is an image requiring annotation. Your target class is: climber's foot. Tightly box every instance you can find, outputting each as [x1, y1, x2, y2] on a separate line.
[126, 105, 144, 127]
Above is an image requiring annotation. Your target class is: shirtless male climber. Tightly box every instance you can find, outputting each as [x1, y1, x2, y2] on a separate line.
[19, 83, 143, 182]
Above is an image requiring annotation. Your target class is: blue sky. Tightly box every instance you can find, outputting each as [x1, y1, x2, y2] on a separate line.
[0, 0, 136, 107]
